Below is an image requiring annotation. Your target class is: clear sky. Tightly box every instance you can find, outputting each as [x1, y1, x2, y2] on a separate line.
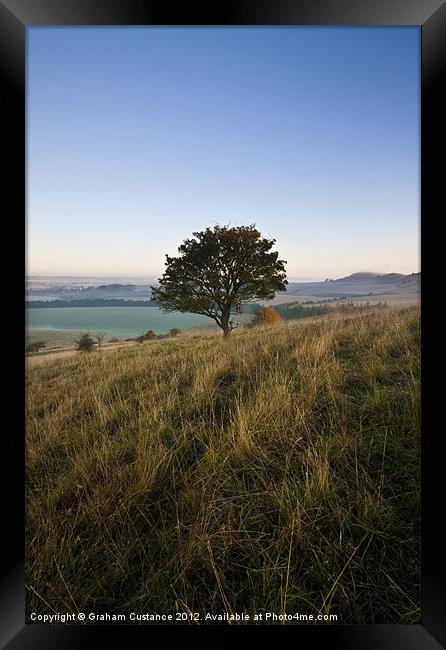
[27, 27, 420, 281]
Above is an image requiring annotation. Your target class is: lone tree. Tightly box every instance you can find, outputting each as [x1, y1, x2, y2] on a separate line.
[151, 225, 287, 336]
[94, 331, 106, 350]
[75, 332, 95, 352]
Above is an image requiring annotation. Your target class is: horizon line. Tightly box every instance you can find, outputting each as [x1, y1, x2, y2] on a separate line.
[26, 269, 421, 283]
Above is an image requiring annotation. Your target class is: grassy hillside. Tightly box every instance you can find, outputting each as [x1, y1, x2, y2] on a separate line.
[26, 329, 85, 350]
[26, 306, 420, 624]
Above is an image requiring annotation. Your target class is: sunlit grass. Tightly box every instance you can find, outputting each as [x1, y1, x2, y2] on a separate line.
[26, 305, 420, 623]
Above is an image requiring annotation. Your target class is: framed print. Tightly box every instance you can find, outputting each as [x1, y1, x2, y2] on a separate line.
[1, 0, 445, 647]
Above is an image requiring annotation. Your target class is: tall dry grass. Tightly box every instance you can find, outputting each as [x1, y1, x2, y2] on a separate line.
[26, 306, 420, 623]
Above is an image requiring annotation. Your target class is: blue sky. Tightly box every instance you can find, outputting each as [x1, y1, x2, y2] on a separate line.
[27, 27, 420, 280]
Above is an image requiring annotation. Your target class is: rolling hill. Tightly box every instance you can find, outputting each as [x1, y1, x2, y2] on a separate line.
[286, 272, 420, 297]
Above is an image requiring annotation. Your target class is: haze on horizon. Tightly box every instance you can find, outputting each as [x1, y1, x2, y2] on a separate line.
[28, 27, 420, 279]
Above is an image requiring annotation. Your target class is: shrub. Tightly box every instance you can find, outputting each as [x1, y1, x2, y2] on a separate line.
[74, 332, 95, 352]
[26, 340, 46, 354]
[136, 330, 157, 343]
[249, 306, 284, 328]
[169, 328, 181, 338]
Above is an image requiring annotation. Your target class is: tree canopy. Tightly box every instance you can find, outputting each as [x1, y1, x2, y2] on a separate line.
[151, 224, 287, 336]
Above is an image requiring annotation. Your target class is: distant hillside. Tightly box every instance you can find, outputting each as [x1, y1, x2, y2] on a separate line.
[26, 283, 153, 302]
[397, 273, 421, 290]
[334, 272, 417, 284]
[286, 272, 420, 297]
[25, 272, 420, 305]
[336, 272, 404, 281]
[26, 298, 158, 309]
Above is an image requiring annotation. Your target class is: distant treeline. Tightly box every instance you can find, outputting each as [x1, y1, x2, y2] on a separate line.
[275, 301, 388, 321]
[26, 298, 387, 317]
[241, 296, 347, 315]
[28, 297, 346, 311]
[26, 299, 158, 309]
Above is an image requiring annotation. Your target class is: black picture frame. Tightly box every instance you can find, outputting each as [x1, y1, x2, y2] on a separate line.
[2, 1, 445, 647]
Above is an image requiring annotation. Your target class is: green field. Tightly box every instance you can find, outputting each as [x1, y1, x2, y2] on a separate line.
[25, 306, 253, 349]
[26, 306, 420, 623]
[26, 306, 212, 338]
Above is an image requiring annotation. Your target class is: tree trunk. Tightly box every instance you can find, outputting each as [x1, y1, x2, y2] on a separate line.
[221, 309, 231, 337]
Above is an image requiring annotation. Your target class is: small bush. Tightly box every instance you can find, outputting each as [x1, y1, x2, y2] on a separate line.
[248, 306, 284, 328]
[26, 340, 46, 354]
[137, 330, 158, 343]
[74, 332, 95, 352]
